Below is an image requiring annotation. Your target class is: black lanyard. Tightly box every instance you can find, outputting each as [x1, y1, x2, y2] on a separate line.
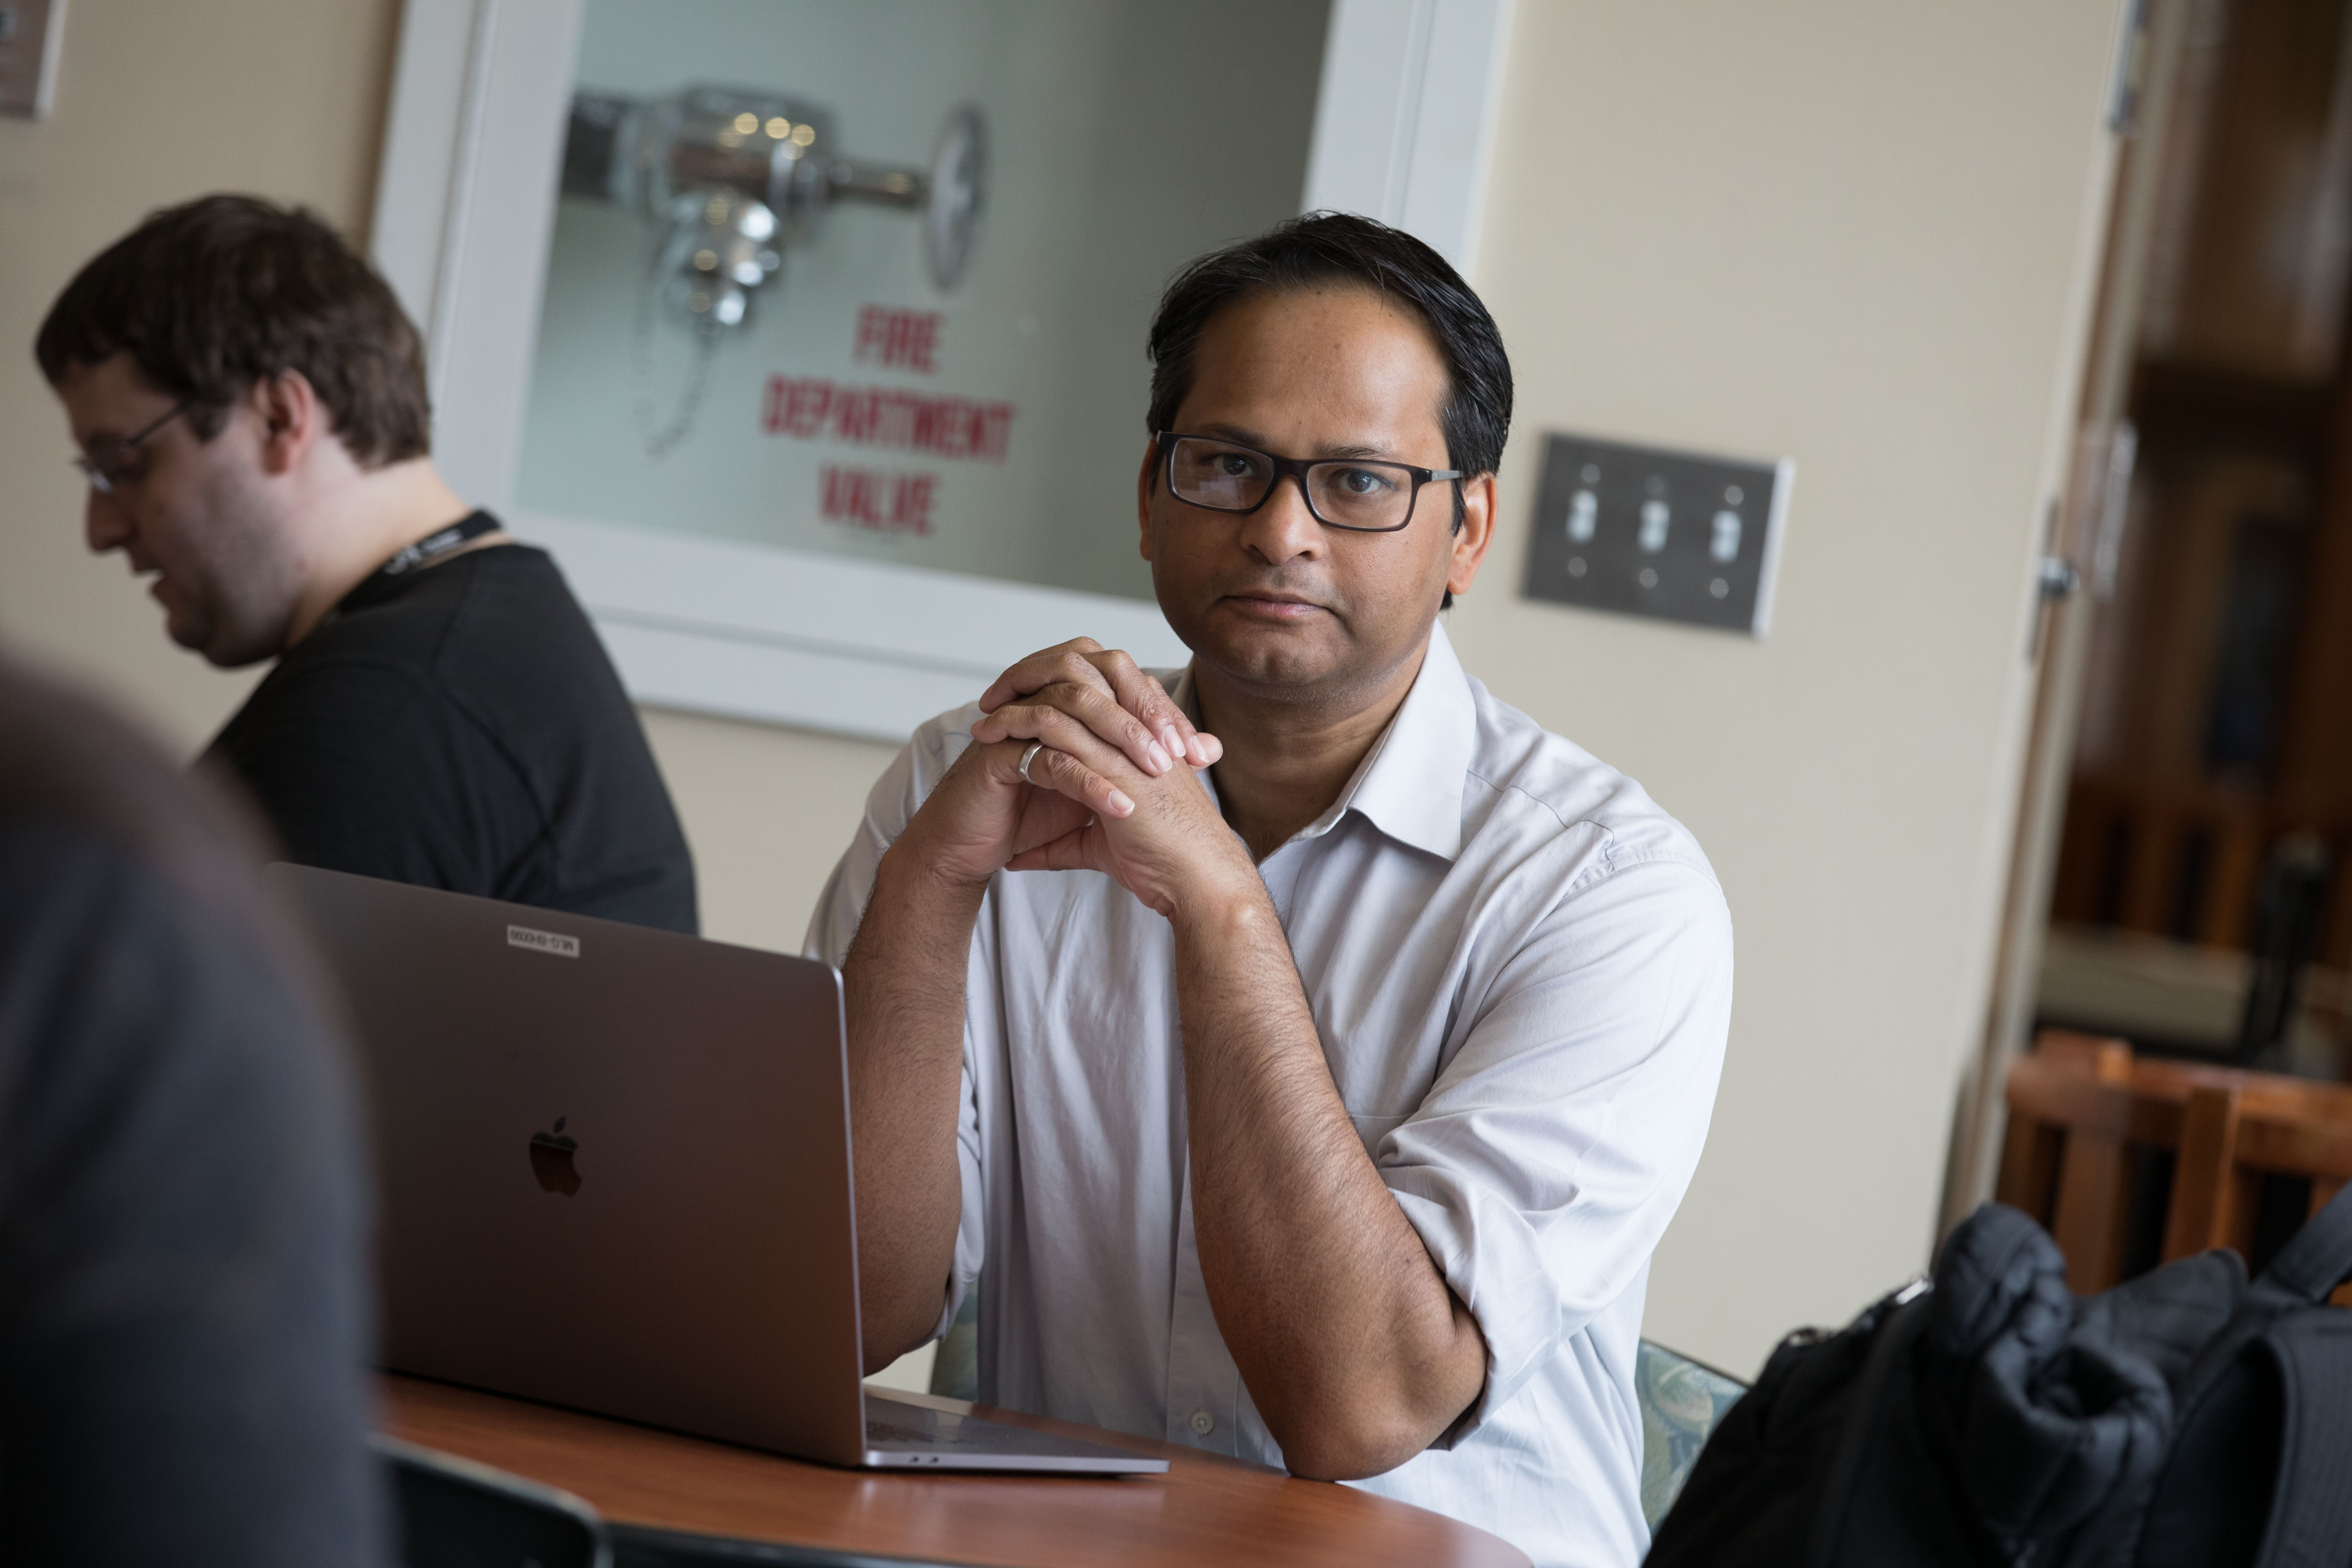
[372, 511, 502, 583]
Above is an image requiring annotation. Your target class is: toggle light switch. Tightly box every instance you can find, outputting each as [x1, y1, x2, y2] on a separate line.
[1710, 509, 1742, 562]
[1520, 432, 1793, 637]
[1568, 489, 1598, 542]
[1639, 499, 1671, 553]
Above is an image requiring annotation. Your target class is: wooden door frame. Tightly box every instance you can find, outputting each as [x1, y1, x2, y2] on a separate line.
[1940, 0, 2194, 1236]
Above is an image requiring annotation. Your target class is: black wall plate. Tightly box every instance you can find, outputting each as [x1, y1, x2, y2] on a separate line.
[1520, 431, 1792, 637]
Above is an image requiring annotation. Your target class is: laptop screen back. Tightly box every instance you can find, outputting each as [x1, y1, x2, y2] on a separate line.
[267, 864, 868, 1464]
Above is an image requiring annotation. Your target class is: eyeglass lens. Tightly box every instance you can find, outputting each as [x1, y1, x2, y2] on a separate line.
[1167, 437, 1418, 531]
[75, 402, 186, 496]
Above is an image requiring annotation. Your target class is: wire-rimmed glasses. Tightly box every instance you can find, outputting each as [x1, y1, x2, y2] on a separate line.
[1157, 431, 1462, 533]
[75, 401, 191, 495]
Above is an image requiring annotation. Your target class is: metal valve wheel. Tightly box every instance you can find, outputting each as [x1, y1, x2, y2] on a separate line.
[924, 105, 986, 291]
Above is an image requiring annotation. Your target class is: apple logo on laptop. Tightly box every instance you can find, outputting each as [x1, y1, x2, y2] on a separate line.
[530, 1116, 581, 1196]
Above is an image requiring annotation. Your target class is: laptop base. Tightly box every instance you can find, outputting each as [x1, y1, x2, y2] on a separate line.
[859, 1393, 1167, 1475]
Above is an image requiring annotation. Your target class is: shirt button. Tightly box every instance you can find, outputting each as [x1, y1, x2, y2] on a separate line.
[1189, 1409, 1215, 1436]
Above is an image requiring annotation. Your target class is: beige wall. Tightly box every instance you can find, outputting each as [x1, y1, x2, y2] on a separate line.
[639, 709, 894, 955]
[2, 1, 2124, 1384]
[1455, 2, 2124, 1371]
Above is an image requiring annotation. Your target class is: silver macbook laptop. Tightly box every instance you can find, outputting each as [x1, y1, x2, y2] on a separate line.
[267, 863, 1163, 1476]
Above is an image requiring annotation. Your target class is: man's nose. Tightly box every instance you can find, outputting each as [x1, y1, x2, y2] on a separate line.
[1238, 473, 1326, 566]
[85, 490, 132, 554]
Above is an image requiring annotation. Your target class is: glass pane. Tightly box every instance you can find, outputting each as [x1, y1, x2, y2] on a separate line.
[514, 0, 1330, 603]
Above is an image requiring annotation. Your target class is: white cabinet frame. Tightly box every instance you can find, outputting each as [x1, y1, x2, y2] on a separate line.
[371, 0, 1513, 742]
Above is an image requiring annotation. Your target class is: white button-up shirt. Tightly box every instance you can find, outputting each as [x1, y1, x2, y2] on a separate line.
[807, 623, 1732, 1568]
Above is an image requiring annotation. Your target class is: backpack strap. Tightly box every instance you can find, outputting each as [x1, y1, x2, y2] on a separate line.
[2252, 1314, 2352, 1568]
[1803, 1285, 1932, 1568]
[2257, 1181, 2352, 1305]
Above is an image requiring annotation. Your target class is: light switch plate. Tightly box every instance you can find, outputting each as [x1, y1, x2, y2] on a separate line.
[1519, 430, 1793, 637]
[0, 0, 64, 120]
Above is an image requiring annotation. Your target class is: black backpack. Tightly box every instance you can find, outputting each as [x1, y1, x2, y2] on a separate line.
[1645, 1188, 2352, 1568]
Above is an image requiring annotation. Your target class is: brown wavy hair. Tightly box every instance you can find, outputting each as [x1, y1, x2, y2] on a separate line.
[36, 194, 431, 468]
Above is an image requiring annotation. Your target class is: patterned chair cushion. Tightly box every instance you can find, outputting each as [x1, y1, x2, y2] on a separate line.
[929, 1289, 981, 1402]
[1637, 1338, 1748, 1532]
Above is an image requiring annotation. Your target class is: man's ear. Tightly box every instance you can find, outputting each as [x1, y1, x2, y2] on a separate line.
[1446, 473, 1498, 599]
[251, 370, 327, 478]
[1136, 437, 1160, 563]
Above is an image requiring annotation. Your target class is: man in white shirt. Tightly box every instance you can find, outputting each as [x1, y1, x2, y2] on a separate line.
[807, 213, 1732, 1568]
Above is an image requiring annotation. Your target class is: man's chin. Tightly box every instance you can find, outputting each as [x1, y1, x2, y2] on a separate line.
[1190, 619, 1352, 694]
[167, 613, 272, 669]
[198, 639, 278, 669]
[163, 614, 213, 657]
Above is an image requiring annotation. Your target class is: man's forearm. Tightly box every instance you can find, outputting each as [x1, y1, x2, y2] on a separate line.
[842, 845, 986, 1370]
[1174, 888, 1486, 1479]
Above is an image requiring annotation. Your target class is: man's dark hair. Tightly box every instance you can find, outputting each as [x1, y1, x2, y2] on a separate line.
[36, 194, 431, 468]
[1145, 211, 1514, 559]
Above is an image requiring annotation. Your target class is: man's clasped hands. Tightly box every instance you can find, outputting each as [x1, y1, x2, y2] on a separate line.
[900, 637, 1252, 924]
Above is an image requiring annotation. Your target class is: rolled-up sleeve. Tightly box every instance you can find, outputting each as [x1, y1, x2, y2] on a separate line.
[1378, 853, 1733, 1443]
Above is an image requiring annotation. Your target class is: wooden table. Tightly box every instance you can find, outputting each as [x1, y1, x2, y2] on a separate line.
[381, 1376, 1530, 1568]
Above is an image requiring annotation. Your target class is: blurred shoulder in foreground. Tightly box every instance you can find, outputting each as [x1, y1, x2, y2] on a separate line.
[0, 657, 385, 1567]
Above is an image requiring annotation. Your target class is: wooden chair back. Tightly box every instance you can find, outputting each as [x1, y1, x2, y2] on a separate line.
[1997, 1029, 2352, 1301]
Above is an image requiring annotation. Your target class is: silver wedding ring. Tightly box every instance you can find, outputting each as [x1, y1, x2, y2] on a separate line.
[1018, 741, 1045, 784]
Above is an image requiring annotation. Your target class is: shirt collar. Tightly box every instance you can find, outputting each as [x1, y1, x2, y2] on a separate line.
[1332, 620, 1475, 860]
[1167, 620, 1476, 863]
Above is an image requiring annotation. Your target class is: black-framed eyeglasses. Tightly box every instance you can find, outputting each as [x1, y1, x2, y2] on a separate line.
[1157, 432, 1463, 534]
[74, 401, 191, 496]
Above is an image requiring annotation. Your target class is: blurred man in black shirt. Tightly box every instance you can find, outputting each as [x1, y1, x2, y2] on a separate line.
[36, 195, 697, 933]
[0, 655, 385, 1566]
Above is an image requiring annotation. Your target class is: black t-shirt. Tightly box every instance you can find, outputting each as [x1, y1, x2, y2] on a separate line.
[204, 517, 698, 933]
[0, 661, 385, 1566]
